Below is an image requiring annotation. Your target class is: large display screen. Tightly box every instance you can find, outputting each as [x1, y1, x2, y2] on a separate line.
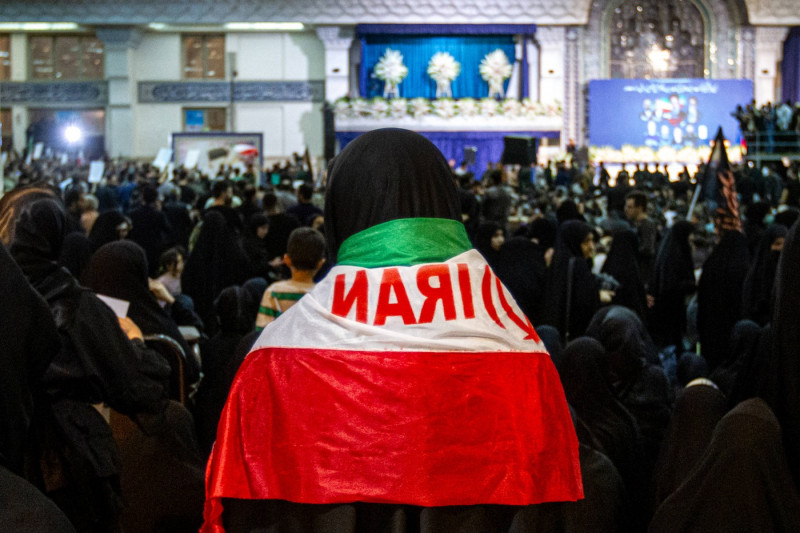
[588, 79, 753, 149]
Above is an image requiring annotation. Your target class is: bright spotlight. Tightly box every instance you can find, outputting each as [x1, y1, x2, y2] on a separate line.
[64, 125, 82, 144]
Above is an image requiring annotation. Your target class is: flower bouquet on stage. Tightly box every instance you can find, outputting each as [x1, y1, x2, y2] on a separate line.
[374, 48, 409, 99]
[480, 49, 512, 99]
[427, 51, 461, 99]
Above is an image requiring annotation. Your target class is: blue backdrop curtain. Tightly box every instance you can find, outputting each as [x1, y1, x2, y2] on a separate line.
[336, 130, 558, 178]
[783, 27, 800, 103]
[360, 34, 516, 99]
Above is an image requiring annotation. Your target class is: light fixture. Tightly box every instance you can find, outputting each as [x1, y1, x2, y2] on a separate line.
[224, 22, 305, 31]
[64, 125, 83, 145]
[148, 23, 167, 30]
[0, 22, 80, 31]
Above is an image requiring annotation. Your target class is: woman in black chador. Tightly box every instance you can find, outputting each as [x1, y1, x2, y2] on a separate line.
[648, 220, 695, 349]
[0, 187, 170, 533]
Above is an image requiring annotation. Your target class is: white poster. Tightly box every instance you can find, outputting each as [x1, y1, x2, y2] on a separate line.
[153, 148, 173, 170]
[88, 161, 105, 183]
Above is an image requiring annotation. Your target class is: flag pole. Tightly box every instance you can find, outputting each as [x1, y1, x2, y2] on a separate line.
[687, 181, 702, 221]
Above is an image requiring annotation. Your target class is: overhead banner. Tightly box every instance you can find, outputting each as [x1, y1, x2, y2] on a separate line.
[588, 79, 753, 149]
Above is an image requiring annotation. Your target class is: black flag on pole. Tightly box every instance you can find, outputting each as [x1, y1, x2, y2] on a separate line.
[702, 127, 742, 232]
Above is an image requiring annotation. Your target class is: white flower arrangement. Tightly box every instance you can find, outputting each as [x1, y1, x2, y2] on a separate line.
[332, 97, 561, 121]
[374, 48, 408, 98]
[479, 98, 499, 117]
[432, 98, 457, 118]
[427, 52, 461, 98]
[350, 98, 371, 117]
[370, 98, 390, 118]
[457, 98, 478, 117]
[479, 49, 513, 99]
[410, 97, 431, 118]
[389, 98, 409, 118]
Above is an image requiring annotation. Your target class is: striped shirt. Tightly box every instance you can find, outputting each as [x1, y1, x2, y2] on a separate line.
[255, 278, 316, 330]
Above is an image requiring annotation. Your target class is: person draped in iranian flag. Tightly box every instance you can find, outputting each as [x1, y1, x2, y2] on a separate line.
[203, 128, 583, 532]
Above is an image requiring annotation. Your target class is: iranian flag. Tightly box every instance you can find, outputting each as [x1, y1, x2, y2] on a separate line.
[203, 247, 583, 532]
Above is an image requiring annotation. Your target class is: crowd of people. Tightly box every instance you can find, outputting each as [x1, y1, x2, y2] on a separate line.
[732, 99, 800, 153]
[2, 128, 800, 532]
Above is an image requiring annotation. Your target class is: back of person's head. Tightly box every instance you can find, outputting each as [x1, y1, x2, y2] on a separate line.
[297, 183, 314, 202]
[142, 185, 159, 205]
[324, 128, 460, 261]
[488, 169, 503, 186]
[262, 192, 280, 212]
[287, 227, 326, 271]
[212, 180, 231, 199]
[626, 190, 648, 210]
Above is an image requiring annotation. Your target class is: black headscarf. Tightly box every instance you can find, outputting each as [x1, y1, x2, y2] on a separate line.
[80, 240, 195, 379]
[542, 220, 600, 341]
[87, 210, 129, 253]
[651, 382, 729, 511]
[58, 232, 92, 279]
[602, 229, 647, 318]
[182, 210, 249, 334]
[648, 220, 695, 348]
[473, 221, 503, 267]
[650, 399, 800, 532]
[675, 352, 708, 389]
[535, 325, 563, 373]
[324, 128, 460, 262]
[558, 337, 643, 495]
[585, 305, 672, 487]
[556, 199, 585, 225]
[741, 224, 787, 325]
[697, 230, 750, 371]
[758, 218, 800, 489]
[708, 319, 761, 398]
[527, 217, 557, 250]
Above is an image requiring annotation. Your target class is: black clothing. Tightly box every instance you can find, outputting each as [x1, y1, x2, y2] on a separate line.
[0, 465, 76, 532]
[323, 128, 461, 262]
[58, 232, 92, 280]
[87, 210, 127, 253]
[0, 244, 60, 478]
[542, 220, 601, 341]
[649, 399, 800, 532]
[651, 383, 727, 510]
[603, 229, 647, 318]
[111, 401, 204, 533]
[128, 203, 172, 277]
[162, 200, 194, 250]
[741, 224, 788, 325]
[696, 230, 750, 371]
[709, 319, 762, 398]
[263, 212, 300, 261]
[182, 210, 250, 336]
[559, 337, 643, 500]
[473, 221, 503, 268]
[493, 237, 547, 325]
[241, 214, 276, 280]
[286, 201, 323, 226]
[80, 240, 198, 384]
[757, 219, 800, 489]
[0, 190, 170, 532]
[648, 221, 695, 348]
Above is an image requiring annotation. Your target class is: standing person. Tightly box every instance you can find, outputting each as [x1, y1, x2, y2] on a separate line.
[182, 210, 249, 336]
[624, 191, 659, 286]
[648, 220, 696, 350]
[254, 227, 325, 331]
[602, 229, 648, 318]
[481, 169, 513, 232]
[128, 185, 173, 277]
[741, 224, 788, 325]
[543, 220, 614, 342]
[286, 183, 323, 226]
[696, 230, 750, 371]
[203, 129, 582, 532]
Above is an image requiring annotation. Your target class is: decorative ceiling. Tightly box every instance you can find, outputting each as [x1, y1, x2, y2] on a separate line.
[0, 0, 795, 27]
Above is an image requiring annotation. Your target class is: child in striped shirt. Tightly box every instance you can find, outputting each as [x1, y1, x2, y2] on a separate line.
[256, 227, 326, 330]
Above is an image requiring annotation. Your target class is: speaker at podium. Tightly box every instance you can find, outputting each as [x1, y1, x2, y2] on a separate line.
[501, 136, 537, 166]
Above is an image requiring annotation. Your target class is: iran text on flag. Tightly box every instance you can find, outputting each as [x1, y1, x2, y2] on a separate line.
[203, 249, 583, 532]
